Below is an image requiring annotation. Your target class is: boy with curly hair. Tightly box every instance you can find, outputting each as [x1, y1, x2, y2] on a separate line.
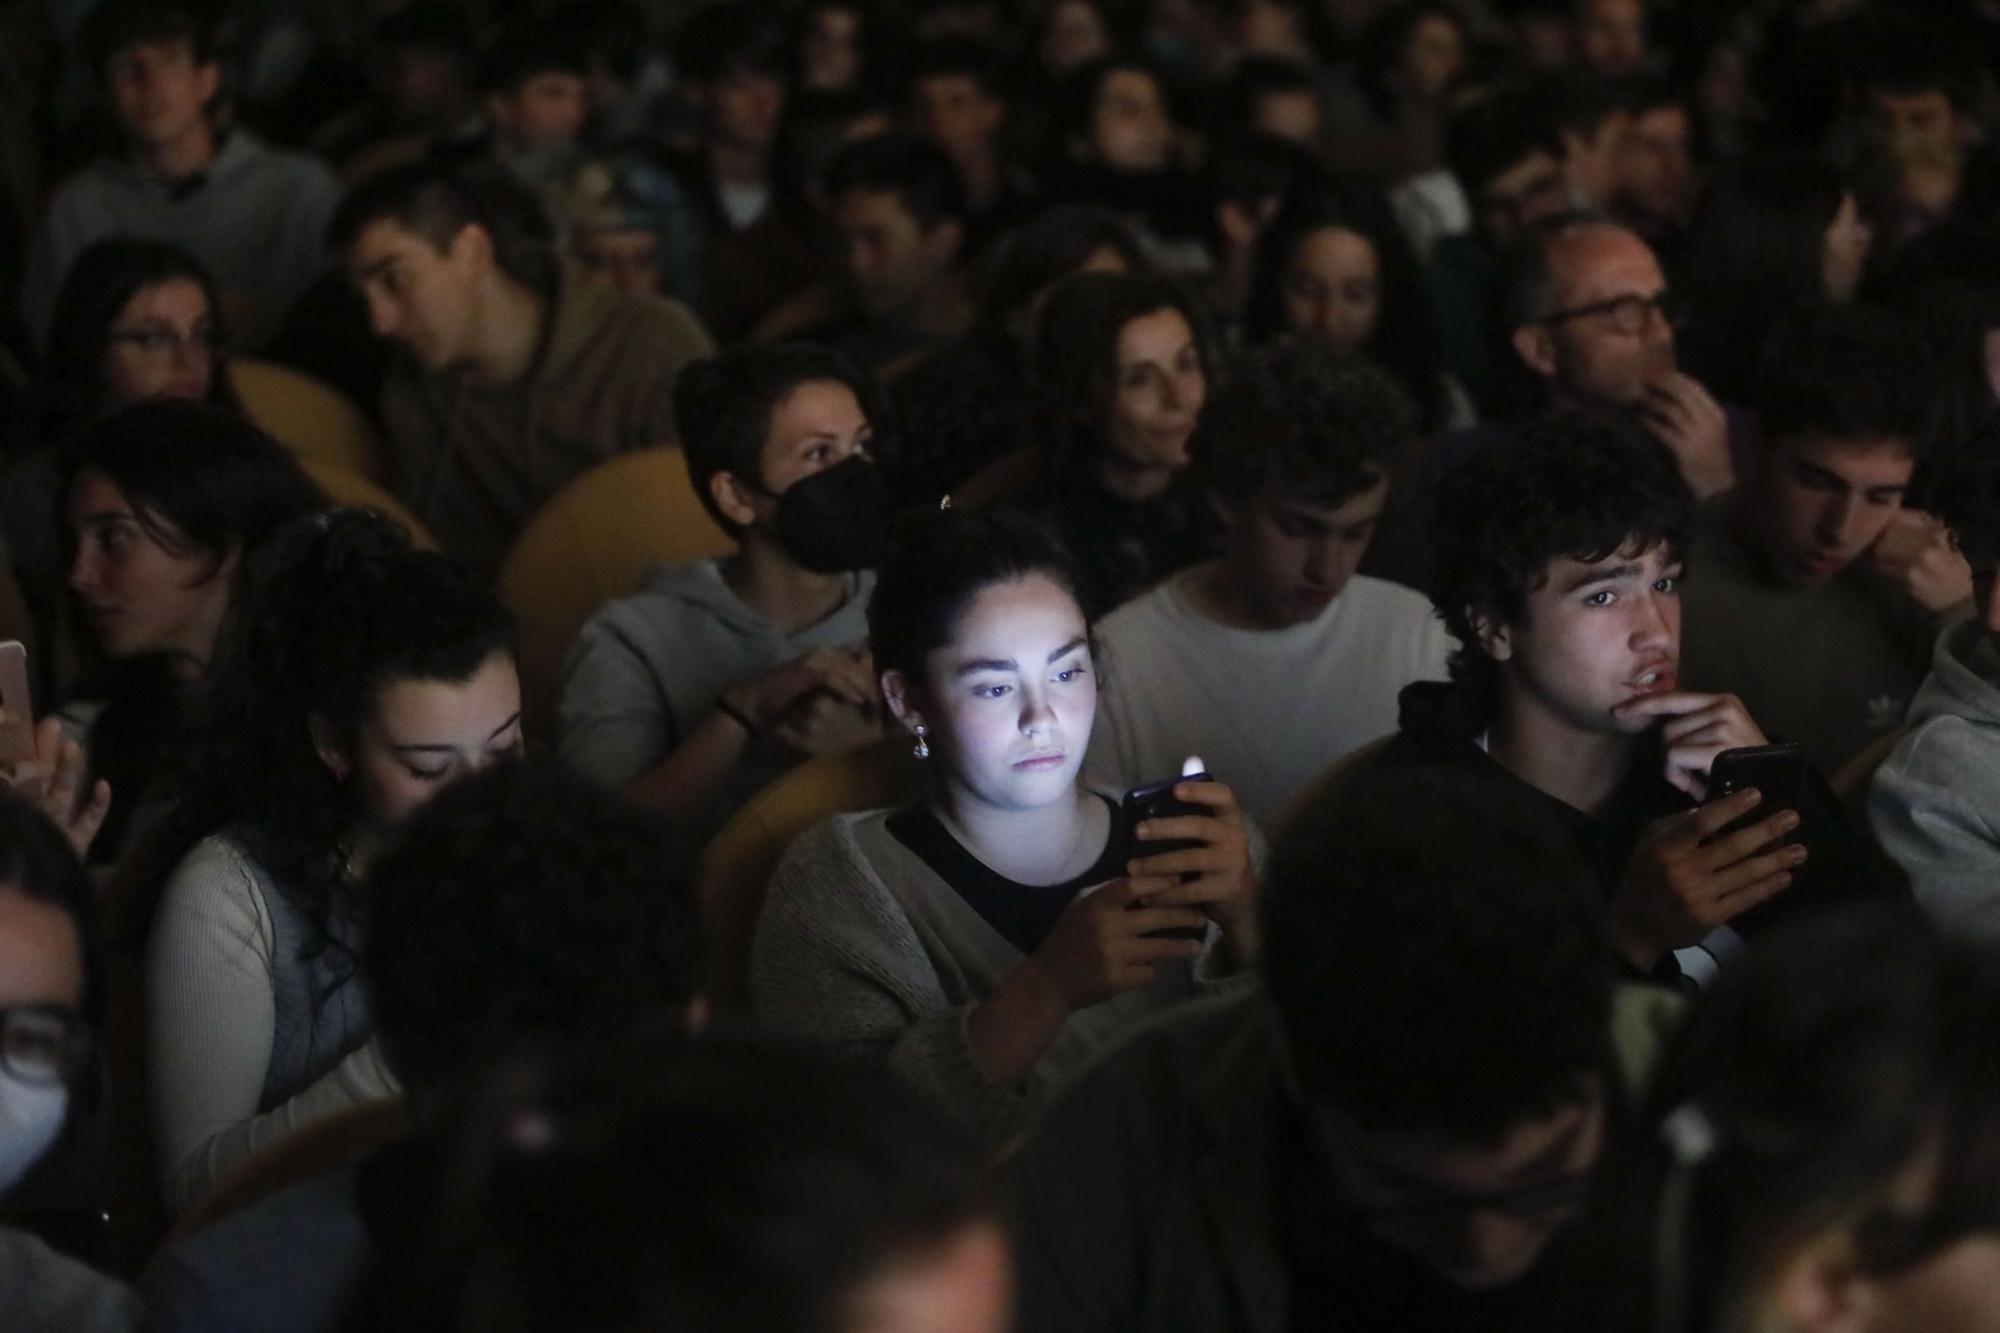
[1369, 410, 1898, 986]
[1083, 340, 1452, 828]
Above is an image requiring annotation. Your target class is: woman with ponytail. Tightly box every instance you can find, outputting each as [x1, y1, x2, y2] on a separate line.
[143, 509, 521, 1217]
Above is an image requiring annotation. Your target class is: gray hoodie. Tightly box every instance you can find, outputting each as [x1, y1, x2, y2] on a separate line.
[558, 559, 874, 833]
[1869, 619, 2000, 943]
[23, 131, 338, 349]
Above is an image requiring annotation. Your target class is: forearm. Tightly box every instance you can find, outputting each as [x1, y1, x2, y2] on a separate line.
[159, 1038, 399, 1217]
[964, 959, 1073, 1092]
[620, 709, 752, 823]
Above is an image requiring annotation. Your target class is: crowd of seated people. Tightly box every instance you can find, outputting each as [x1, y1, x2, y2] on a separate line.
[8, 1, 2000, 1329]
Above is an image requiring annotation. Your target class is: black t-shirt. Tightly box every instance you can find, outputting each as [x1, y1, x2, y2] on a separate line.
[886, 797, 1123, 954]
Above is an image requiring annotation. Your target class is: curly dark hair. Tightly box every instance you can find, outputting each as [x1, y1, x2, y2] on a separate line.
[1261, 761, 1613, 1144]
[1193, 337, 1418, 508]
[363, 760, 702, 1092]
[136, 510, 516, 989]
[355, 1037, 989, 1333]
[1243, 176, 1451, 431]
[1430, 411, 1693, 689]
[1752, 303, 1940, 459]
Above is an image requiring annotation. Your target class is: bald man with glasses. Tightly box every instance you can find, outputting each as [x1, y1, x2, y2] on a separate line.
[1505, 214, 1735, 498]
[1365, 212, 1746, 594]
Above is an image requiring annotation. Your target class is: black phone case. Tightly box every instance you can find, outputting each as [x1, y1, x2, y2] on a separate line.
[1120, 773, 1210, 941]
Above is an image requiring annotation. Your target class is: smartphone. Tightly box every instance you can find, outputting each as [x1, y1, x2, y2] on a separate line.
[1119, 769, 1210, 942]
[0, 641, 33, 768]
[1707, 743, 1806, 842]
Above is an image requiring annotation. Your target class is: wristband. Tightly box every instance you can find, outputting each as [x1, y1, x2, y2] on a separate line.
[716, 697, 761, 736]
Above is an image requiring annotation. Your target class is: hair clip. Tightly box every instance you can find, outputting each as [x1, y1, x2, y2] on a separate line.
[1660, 1102, 1718, 1168]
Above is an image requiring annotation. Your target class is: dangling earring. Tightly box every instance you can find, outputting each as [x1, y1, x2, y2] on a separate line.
[911, 723, 930, 760]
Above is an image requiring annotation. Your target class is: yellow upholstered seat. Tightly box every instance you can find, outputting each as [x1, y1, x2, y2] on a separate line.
[696, 738, 926, 1016]
[297, 458, 439, 551]
[496, 447, 734, 745]
[229, 358, 387, 482]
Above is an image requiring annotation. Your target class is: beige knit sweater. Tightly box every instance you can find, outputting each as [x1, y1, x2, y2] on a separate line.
[750, 807, 1251, 1147]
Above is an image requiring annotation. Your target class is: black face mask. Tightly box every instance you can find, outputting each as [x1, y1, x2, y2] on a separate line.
[762, 456, 888, 573]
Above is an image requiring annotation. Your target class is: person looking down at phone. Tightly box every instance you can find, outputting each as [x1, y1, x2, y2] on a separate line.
[59, 400, 325, 865]
[751, 508, 1257, 1147]
[1009, 764, 1682, 1333]
[1354, 411, 1899, 989]
[1678, 303, 1970, 774]
[559, 344, 883, 860]
[1870, 443, 2000, 947]
[135, 509, 521, 1216]
[1085, 342, 1452, 830]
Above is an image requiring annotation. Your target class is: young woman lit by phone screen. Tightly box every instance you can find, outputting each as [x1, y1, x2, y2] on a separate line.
[751, 507, 1259, 1147]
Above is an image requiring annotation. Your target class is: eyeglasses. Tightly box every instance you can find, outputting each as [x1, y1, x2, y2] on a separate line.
[1537, 289, 1683, 336]
[107, 325, 223, 357]
[0, 1005, 92, 1087]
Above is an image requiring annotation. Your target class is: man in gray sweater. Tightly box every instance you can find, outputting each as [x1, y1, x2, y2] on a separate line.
[24, 0, 340, 350]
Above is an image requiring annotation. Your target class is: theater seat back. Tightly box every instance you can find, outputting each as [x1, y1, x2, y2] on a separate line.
[496, 448, 733, 746]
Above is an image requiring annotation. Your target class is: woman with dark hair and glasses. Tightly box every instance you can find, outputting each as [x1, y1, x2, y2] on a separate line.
[0, 793, 138, 1330]
[1592, 906, 2000, 1333]
[39, 237, 236, 440]
[5, 239, 240, 607]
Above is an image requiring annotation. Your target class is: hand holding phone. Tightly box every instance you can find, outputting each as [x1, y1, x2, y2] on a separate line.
[1706, 743, 1808, 845]
[1119, 757, 1259, 956]
[1120, 759, 1212, 942]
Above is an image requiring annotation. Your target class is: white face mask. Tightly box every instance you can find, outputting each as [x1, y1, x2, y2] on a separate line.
[0, 1067, 67, 1195]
